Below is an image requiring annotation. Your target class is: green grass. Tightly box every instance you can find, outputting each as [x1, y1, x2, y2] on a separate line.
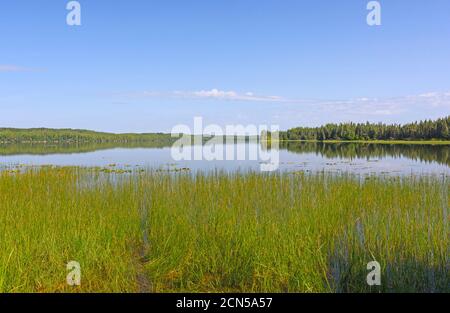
[0, 167, 448, 292]
[0, 167, 142, 292]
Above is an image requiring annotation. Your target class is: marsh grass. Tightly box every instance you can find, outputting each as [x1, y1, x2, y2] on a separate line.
[141, 172, 449, 292]
[0, 167, 142, 292]
[0, 167, 448, 292]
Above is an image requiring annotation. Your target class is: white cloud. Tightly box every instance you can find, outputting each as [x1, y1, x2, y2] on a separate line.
[0, 65, 42, 72]
[307, 92, 450, 117]
[121, 89, 450, 117]
[173, 89, 286, 102]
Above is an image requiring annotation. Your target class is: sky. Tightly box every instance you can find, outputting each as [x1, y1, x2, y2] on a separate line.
[1, 0, 450, 133]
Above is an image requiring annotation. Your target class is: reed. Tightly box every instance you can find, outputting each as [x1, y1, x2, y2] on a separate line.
[0, 167, 142, 292]
[0, 167, 448, 292]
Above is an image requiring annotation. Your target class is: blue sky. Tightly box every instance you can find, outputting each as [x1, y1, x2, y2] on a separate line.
[1, 0, 450, 133]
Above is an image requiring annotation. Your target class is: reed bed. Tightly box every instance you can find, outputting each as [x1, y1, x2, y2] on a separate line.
[0, 167, 448, 292]
[0, 167, 142, 292]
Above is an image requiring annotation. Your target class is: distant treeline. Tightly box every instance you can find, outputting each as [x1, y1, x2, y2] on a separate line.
[279, 116, 450, 141]
[0, 128, 177, 144]
[3, 116, 450, 143]
[0, 128, 257, 144]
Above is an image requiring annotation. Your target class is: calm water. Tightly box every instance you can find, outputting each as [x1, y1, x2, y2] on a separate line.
[0, 142, 449, 176]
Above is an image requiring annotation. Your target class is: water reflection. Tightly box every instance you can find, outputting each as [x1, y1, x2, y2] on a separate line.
[0, 142, 449, 176]
[280, 141, 450, 167]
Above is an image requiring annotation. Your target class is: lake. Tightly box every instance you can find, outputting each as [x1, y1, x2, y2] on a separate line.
[0, 142, 449, 176]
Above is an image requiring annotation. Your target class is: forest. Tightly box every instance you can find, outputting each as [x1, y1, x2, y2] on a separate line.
[1, 116, 450, 144]
[278, 116, 450, 141]
[0, 128, 176, 144]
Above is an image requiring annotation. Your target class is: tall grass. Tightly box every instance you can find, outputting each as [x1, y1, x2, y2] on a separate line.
[0, 167, 448, 292]
[0, 167, 142, 292]
[141, 171, 449, 292]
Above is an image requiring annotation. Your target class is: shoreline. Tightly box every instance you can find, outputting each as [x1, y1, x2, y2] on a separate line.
[274, 139, 450, 145]
[1, 139, 450, 145]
